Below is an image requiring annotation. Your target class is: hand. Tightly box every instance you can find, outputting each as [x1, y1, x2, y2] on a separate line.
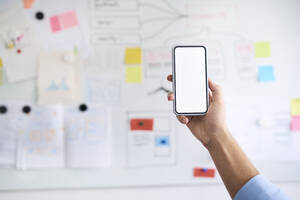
[167, 75, 229, 149]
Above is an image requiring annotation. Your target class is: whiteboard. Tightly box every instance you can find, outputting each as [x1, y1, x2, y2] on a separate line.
[0, 0, 300, 191]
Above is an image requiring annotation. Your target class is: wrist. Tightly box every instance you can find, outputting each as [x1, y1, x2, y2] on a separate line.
[204, 128, 233, 151]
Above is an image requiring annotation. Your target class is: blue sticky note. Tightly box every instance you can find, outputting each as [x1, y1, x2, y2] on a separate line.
[258, 66, 275, 82]
[155, 136, 169, 147]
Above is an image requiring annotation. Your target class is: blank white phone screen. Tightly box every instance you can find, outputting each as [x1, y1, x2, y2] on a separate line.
[174, 46, 208, 114]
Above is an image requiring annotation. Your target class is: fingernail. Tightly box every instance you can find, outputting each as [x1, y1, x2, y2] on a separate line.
[183, 118, 188, 124]
[168, 95, 171, 101]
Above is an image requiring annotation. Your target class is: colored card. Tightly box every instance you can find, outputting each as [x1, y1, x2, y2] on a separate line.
[193, 168, 215, 178]
[23, 0, 35, 9]
[0, 57, 3, 68]
[291, 99, 300, 116]
[49, 16, 62, 32]
[125, 66, 143, 83]
[125, 48, 142, 64]
[130, 118, 153, 131]
[155, 136, 169, 147]
[60, 10, 78, 29]
[258, 66, 275, 82]
[255, 41, 271, 58]
[291, 116, 300, 131]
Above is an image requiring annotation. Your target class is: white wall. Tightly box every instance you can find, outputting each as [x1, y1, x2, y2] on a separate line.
[0, 182, 299, 200]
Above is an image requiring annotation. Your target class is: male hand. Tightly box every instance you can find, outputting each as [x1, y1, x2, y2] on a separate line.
[167, 75, 229, 149]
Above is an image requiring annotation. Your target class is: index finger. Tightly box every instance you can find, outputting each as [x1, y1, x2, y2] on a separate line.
[167, 74, 173, 82]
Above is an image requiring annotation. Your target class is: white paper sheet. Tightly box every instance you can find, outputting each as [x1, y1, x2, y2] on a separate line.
[16, 104, 64, 169]
[64, 104, 111, 168]
[0, 102, 19, 167]
[0, 6, 41, 82]
[225, 97, 300, 162]
[37, 51, 82, 104]
[127, 111, 176, 167]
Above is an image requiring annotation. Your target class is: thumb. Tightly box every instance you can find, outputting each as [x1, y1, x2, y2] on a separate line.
[208, 78, 223, 103]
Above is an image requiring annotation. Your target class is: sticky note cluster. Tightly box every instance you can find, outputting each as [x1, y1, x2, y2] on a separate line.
[291, 99, 300, 131]
[50, 10, 78, 33]
[125, 48, 143, 84]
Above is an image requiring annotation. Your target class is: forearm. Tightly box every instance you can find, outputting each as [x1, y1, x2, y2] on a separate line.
[206, 130, 259, 198]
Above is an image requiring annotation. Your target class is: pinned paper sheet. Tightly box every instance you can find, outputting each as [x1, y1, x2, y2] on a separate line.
[291, 99, 300, 116]
[291, 116, 300, 131]
[258, 66, 275, 82]
[125, 48, 142, 64]
[50, 10, 78, 33]
[130, 118, 154, 131]
[23, 0, 35, 9]
[16, 104, 65, 169]
[193, 168, 215, 178]
[0, 7, 41, 82]
[255, 41, 271, 58]
[37, 51, 81, 104]
[126, 66, 143, 83]
[64, 105, 111, 168]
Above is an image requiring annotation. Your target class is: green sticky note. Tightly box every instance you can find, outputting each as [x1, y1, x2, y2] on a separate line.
[125, 66, 143, 83]
[255, 41, 271, 58]
[125, 48, 142, 64]
[291, 99, 300, 116]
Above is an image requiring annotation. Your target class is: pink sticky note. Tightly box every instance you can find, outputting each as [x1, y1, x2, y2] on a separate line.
[49, 16, 62, 32]
[60, 10, 78, 29]
[291, 116, 300, 131]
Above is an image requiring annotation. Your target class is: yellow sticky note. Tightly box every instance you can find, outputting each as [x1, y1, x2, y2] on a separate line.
[0, 69, 3, 86]
[254, 41, 271, 58]
[291, 99, 300, 116]
[0, 57, 3, 68]
[125, 48, 142, 64]
[126, 66, 143, 83]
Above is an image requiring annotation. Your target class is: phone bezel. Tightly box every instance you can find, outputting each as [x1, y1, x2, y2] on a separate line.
[172, 46, 209, 116]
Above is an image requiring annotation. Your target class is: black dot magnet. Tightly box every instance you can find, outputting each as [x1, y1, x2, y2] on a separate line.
[138, 121, 144, 126]
[35, 11, 44, 20]
[0, 105, 7, 114]
[79, 104, 88, 112]
[22, 105, 31, 114]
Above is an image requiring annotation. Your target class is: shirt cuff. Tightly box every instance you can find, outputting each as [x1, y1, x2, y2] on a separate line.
[234, 174, 288, 200]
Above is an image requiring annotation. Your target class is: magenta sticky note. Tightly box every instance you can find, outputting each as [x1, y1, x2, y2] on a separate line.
[291, 116, 300, 131]
[60, 10, 78, 29]
[49, 16, 61, 32]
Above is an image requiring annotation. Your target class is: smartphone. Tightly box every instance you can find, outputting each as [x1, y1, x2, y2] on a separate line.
[172, 46, 208, 115]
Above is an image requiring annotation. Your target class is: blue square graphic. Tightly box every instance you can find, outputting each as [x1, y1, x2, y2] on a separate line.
[155, 136, 169, 147]
[258, 66, 275, 82]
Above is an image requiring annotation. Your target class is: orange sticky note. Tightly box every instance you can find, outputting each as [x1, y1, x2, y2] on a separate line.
[130, 118, 154, 131]
[23, 0, 35, 9]
[193, 168, 215, 178]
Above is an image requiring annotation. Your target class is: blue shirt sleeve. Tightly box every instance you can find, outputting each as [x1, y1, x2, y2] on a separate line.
[234, 175, 289, 200]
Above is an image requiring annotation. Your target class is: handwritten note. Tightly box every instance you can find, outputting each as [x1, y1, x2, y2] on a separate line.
[255, 41, 271, 58]
[258, 66, 275, 82]
[291, 99, 300, 116]
[125, 66, 143, 83]
[125, 48, 142, 64]
[291, 116, 300, 131]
